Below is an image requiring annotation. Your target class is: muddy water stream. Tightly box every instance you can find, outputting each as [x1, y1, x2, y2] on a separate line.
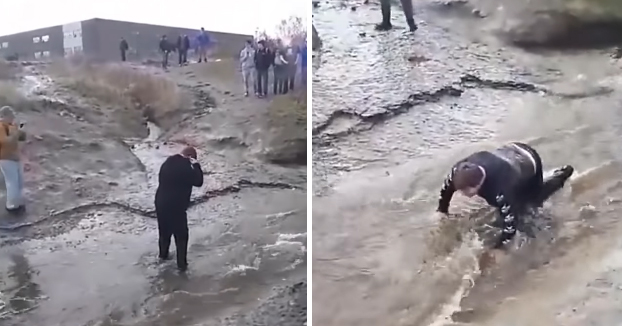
[313, 1, 622, 325]
[0, 68, 307, 326]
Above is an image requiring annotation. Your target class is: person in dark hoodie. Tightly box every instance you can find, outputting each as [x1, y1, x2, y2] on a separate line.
[119, 37, 129, 62]
[254, 40, 272, 98]
[177, 34, 190, 66]
[159, 35, 173, 69]
[155, 146, 204, 271]
[375, 0, 418, 32]
[436, 142, 574, 249]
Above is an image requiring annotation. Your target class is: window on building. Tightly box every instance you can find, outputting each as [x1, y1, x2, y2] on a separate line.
[33, 36, 40, 43]
[42, 35, 50, 42]
[42, 51, 50, 57]
[73, 46, 82, 53]
[72, 31, 82, 38]
[34, 51, 42, 59]
[64, 48, 72, 55]
[0, 42, 7, 48]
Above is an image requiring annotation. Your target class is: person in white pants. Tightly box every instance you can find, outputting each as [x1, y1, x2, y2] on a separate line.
[0, 106, 26, 213]
[239, 40, 256, 96]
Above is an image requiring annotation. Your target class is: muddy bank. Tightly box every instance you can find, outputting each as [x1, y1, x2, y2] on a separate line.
[0, 60, 306, 326]
[313, 1, 622, 325]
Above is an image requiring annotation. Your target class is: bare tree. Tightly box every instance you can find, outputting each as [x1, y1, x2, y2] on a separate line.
[254, 15, 307, 47]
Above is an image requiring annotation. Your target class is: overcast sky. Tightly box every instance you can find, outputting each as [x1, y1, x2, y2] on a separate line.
[0, 0, 307, 36]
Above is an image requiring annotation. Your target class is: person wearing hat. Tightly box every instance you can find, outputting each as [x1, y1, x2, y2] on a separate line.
[154, 146, 204, 271]
[0, 106, 26, 213]
[436, 142, 574, 249]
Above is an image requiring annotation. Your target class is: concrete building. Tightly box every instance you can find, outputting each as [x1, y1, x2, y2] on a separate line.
[0, 18, 251, 61]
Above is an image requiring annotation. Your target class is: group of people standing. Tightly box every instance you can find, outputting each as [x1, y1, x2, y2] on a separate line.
[119, 27, 213, 69]
[239, 39, 307, 98]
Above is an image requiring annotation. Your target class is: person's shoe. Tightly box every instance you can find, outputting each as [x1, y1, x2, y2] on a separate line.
[407, 19, 418, 32]
[375, 21, 393, 31]
[159, 253, 170, 260]
[553, 165, 574, 182]
[5, 206, 24, 214]
[244, 92, 249, 97]
[177, 263, 188, 272]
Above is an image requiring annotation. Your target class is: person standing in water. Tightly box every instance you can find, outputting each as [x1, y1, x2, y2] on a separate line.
[155, 146, 204, 271]
[436, 142, 574, 249]
[375, 0, 418, 32]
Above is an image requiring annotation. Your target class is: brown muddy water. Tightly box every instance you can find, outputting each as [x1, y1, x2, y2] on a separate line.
[0, 64, 307, 326]
[312, 1, 622, 325]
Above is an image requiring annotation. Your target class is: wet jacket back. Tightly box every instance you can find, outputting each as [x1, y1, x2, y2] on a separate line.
[155, 154, 204, 212]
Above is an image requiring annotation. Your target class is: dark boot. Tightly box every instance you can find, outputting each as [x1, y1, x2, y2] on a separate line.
[406, 18, 418, 32]
[375, 0, 392, 31]
[535, 165, 575, 205]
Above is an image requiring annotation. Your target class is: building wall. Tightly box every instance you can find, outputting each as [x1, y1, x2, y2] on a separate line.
[0, 25, 64, 60]
[0, 18, 251, 62]
[89, 18, 251, 61]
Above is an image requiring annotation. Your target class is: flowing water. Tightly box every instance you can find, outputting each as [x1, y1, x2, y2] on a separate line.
[312, 1, 622, 325]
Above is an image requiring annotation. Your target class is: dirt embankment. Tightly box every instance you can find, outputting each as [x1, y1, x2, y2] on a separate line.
[437, 0, 622, 49]
[0, 57, 307, 326]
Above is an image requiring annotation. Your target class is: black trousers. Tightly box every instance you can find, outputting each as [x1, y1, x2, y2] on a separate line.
[273, 65, 288, 94]
[288, 65, 297, 91]
[121, 50, 126, 62]
[256, 68, 269, 95]
[156, 209, 189, 269]
[178, 50, 188, 65]
[162, 51, 170, 69]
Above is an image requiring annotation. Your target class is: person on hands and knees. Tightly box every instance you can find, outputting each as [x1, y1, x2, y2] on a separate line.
[436, 142, 574, 249]
[154, 146, 204, 271]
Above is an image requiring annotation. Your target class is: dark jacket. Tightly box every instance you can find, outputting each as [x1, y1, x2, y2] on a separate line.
[159, 39, 173, 53]
[437, 143, 539, 247]
[120, 39, 129, 52]
[155, 154, 204, 212]
[177, 36, 190, 51]
[254, 48, 273, 70]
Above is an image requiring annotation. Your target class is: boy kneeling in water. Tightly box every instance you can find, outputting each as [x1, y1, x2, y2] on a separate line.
[436, 142, 574, 249]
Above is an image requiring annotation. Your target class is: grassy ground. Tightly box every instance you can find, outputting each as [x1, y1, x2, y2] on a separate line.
[265, 89, 307, 165]
[46, 59, 191, 130]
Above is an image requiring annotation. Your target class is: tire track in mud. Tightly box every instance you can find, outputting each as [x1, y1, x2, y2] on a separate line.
[0, 179, 301, 232]
[313, 74, 614, 144]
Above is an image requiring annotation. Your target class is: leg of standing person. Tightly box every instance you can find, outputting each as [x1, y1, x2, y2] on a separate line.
[242, 68, 251, 96]
[121, 51, 126, 62]
[261, 69, 269, 97]
[289, 66, 296, 91]
[178, 50, 183, 66]
[282, 67, 289, 94]
[400, 0, 418, 32]
[273, 66, 279, 95]
[156, 213, 174, 260]
[16, 161, 24, 208]
[0, 160, 22, 211]
[253, 69, 258, 95]
[172, 211, 189, 271]
[375, 0, 393, 31]
[255, 69, 262, 97]
[183, 50, 188, 64]
[301, 66, 307, 86]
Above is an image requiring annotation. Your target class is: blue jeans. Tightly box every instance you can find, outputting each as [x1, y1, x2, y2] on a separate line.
[0, 160, 24, 209]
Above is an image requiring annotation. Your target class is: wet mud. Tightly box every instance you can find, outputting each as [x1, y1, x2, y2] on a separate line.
[0, 61, 306, 325]
[313, 0, 622, 325]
